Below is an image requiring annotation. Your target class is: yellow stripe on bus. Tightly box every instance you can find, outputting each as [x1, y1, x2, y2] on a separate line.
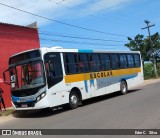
[65, 68, 141, 83]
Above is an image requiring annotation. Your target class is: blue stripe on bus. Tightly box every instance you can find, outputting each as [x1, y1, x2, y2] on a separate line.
[95, 73, 139, 90]
[11, 95, 35, 103]
[11, 96, 20, 102]
[78, 50, 93, 53]
[123, 74, 138, 80]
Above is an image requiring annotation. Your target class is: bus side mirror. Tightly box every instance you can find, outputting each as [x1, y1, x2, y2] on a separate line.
[3, 69, 10, 85]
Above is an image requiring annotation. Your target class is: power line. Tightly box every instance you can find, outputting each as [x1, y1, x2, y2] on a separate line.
[48, 0, 66, 5]
[0, 30, 125, 47]
[0, 2, 130, 37]
[0, 30, 127, 43]
[51, 0, 140, 29]
[47, 0, 129, 28]
[40, 38, 123, 47]
[0, 30, 127, 49]
[39, 32, 127, 43]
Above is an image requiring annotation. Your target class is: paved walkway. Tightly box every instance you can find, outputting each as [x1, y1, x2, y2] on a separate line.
[0, 115, 15, 123]
[141, 78, 160, 86]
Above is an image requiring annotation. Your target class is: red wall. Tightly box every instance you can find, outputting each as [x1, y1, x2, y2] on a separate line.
[0, 23, 40, 108]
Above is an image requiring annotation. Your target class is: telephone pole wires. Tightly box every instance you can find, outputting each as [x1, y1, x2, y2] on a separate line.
[142, 20, 158, 78]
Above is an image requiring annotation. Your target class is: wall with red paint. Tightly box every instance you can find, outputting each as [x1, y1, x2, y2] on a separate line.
[0, 23, 40, 108]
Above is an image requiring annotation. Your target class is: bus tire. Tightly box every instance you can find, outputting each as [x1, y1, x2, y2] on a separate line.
[69, 91, 79, 109]
[120, 80, 128, 95]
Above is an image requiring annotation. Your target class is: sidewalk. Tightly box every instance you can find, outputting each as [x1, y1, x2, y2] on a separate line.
[141, 78, 160, 86]
[0, 108, 14, 117]
[0, 113, 15, 124]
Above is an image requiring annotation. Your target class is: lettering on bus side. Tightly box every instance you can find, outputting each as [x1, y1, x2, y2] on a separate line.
[90, 71, 113, 79]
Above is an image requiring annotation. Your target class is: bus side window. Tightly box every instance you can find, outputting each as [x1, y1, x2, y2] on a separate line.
[110, 54, 120, 69]
[48, 62, 62, 78]
[119, 54, 127, 68]
[78, 54, 89, 73]
[44, 53, 63, 88]
[127, 54, 135, 68]
[45, 62, 55, 78]
[134, 54, 141, 67]
[100, 54, 111, 70]
[64, 53, 79, 74]
[90, 54, 101, 72]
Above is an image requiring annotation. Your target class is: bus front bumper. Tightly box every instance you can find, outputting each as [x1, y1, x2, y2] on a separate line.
[12, 97, 49, 111]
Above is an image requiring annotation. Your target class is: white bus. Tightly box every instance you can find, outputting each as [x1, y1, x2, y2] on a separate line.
[4, 47, 144, 110]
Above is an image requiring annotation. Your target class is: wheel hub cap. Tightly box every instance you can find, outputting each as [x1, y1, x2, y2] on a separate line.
[71, 95, 77, 105]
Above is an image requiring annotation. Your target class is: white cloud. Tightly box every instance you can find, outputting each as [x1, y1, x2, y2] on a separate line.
[0, 0, 86, 26]
[78, 0, 131, 16]
[0, 0, 131, 26]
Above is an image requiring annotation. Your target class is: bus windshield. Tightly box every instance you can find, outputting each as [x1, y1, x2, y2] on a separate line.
[10, 61, 45, 90]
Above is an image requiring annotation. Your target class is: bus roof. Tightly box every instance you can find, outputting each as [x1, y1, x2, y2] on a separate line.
[10, 47, 140, 58]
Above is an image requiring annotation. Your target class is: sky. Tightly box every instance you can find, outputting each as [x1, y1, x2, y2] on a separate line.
[0, 0, 160, 51]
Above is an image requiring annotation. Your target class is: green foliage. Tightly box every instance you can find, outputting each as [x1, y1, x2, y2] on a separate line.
[125, 32, 160, 79]
[125, 32, 160, 62]
[157, 63, 160, 76]
[125, 34, 149, 61]
[144, 63, 154, 80]
[144, 63, 160, 79]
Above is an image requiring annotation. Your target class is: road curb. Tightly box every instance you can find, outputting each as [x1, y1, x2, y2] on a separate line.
[142, 78, 160, 86]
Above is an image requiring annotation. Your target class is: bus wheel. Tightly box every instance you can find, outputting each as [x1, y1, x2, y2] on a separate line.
[69, 92, 79, 109]
[120, 80, 128, 95]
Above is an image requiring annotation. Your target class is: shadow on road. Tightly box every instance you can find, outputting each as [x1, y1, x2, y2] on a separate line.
[12, 107, 69, 118]
[12, 89, 141, 118]
[81, 89, 141, 107]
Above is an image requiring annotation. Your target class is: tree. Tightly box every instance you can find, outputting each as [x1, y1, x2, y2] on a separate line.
[125, 32, 160, 77]
[150, 32, 160, 65]
[125, 34, 148, 64]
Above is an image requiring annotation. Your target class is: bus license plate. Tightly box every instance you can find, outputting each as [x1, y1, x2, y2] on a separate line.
[21, 104, 28, 108]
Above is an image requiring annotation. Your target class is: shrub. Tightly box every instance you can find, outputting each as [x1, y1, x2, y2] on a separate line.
[157, 63, 160, 76]
[144, 63, 154, 80]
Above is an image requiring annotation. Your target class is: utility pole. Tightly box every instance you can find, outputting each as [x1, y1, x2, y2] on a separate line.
[141, 20, 158, 78]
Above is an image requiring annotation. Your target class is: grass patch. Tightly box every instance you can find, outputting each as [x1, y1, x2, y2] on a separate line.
[0, 109, 14, 117]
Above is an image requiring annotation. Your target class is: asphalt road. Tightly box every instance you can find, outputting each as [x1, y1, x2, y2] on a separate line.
[1, 81, 160, 137]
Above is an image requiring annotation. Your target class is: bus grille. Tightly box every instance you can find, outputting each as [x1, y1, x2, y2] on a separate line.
[14, 101, 35, 108]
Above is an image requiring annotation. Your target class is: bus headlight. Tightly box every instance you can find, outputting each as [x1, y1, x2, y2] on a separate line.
[41, 92, 46, 98]
[36, 92, 46, 102]
[36, 96, 41, 102]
